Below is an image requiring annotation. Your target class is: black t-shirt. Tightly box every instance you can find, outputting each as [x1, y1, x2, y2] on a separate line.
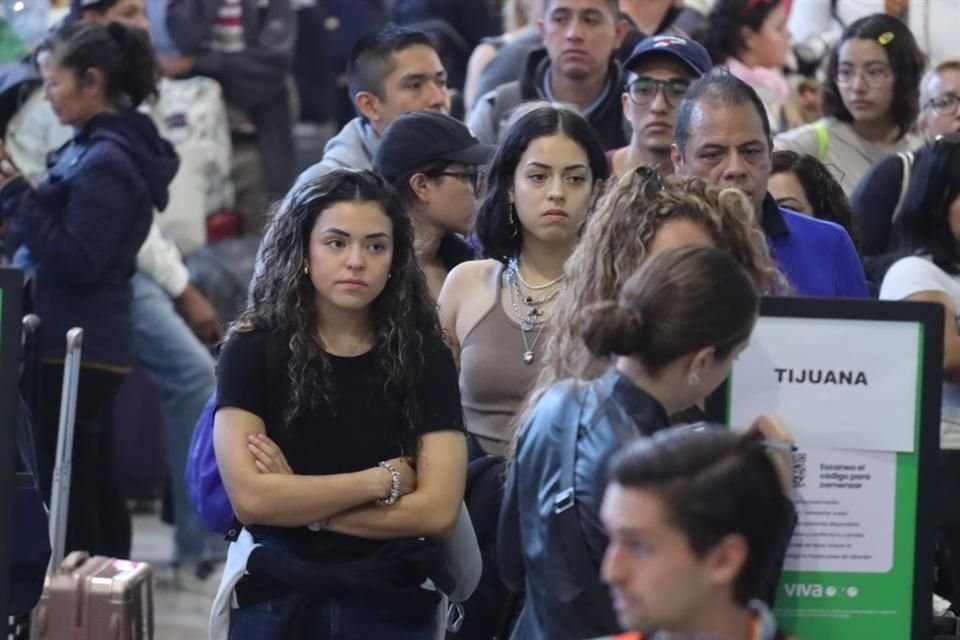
[215, 327, 464, 563]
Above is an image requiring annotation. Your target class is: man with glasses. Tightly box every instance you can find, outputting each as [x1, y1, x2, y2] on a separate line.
[609, 34, 711, 176]
[852, 58, 960, 272]
[374, 111, 494, 299]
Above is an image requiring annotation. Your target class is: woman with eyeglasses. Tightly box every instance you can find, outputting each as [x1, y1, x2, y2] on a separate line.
[373, 111, 494, 300]
[775, 14, 925, 196]
[702, 0, 793, 134]
[878, 132, 960, 606]
[609, 35, 712, 177]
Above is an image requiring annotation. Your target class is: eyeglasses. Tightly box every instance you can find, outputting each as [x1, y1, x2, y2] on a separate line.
[835, 65, 893, 88]
[431, 170, 482, 192]
[626, 77, 691, 107]
[926, 93, 960, 116]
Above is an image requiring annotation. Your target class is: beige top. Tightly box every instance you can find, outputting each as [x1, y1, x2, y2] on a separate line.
[774, 117, 921, 196]
[458, 264, 548, 456]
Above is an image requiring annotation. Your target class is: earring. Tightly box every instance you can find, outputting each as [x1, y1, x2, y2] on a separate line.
[688, 372, 701, 387]
[303, 264, 309, 275]
[508, 204, 519, 238]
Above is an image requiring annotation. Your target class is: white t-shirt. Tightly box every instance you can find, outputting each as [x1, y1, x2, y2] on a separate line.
[880, 255, 960, 448]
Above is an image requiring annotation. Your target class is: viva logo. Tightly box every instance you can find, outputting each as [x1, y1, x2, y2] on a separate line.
[783, 583, 860, 599]
[784, 583, 825, 597]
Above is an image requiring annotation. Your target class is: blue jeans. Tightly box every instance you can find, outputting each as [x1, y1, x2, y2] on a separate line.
[228, 593, 436, 640]
[130, 273, 222, 562]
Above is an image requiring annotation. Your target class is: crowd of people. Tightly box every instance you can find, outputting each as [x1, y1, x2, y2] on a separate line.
[4, 0, 960, 638]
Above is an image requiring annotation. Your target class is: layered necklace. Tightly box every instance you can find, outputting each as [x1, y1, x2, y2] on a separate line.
[505, 256, 565, 365]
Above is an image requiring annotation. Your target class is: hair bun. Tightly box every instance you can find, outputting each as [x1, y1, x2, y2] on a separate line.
[580, 300, 644, 358]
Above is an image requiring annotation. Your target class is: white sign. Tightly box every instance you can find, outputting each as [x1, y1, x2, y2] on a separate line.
[729, 318, 920, 453]
[785, 447, 896, 573]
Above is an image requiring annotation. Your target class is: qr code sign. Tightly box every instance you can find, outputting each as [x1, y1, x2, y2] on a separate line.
[792, 451, 807, 489]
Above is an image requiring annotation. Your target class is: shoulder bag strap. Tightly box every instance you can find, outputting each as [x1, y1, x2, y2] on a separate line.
[891, 150, 914, 225]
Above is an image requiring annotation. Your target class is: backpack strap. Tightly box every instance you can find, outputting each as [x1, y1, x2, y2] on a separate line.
[812, 120, 829, 161]
[891, 150, 914, 225]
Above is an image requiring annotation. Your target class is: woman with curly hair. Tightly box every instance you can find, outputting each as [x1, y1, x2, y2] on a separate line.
[210, 169, 467, 639]
[769, 150, 860, 250]
[535, 165, 787, 389]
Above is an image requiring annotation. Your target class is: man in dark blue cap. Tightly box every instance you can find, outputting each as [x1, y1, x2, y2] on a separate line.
[609, 33, 712, 176]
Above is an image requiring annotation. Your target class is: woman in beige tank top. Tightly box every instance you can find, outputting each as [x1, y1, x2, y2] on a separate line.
[438, 105, 610, 457]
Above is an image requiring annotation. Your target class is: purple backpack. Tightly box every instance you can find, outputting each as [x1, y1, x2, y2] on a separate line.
[185, 392, 234, 534]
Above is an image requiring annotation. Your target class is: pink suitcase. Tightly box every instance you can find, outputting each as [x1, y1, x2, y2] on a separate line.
[30, 552, 154, 640]
[28, 328, 155, 640]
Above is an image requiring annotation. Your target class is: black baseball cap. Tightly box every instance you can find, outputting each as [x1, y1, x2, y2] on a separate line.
[374, 112, 495, 181]
[624, 34, 713, 78]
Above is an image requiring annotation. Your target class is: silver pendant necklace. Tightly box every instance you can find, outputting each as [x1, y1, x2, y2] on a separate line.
[506, 258, 563, 365]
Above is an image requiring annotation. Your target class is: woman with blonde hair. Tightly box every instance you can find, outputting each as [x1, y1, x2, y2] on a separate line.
[540, 165, 786, 387]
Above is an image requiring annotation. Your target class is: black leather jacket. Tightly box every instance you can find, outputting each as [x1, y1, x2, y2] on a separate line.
[497, 368, 670, 640]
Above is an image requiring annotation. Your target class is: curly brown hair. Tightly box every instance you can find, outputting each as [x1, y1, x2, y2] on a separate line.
[533, 165, 786, 395]
[227, 169, 441, 454]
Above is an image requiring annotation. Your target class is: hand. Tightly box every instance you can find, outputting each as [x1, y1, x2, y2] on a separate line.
[745, 413, 795, 495]
[381, 456, 417, 499]
[175, 283, 222, 343]
[0, 140, 21, 187]
[160, 55, 194, 78]
[248, 433, 293, 475]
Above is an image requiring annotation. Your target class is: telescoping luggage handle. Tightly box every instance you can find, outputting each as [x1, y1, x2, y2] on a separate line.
[46, 327, 83, 576]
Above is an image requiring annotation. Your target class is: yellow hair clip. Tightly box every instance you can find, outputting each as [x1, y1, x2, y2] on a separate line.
[878, 32, 895, 45]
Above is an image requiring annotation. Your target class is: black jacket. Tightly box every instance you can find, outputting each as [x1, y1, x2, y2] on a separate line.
[497, 368, 670, 640]
[0, 110, 178, 366]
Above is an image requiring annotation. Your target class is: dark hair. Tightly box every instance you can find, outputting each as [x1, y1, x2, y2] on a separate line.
[899, 134, 960, 275]
[608, 428, 791, 605]
[232, 169, 440, 453]
[347, 26, 437, 100]
[475, 104, 609, 263]
[40, 21, 160, 107]
[389, 159, 453, 208]
[581, 245, 758, 373]
[675, 69, 771, 157]
[771, 150, 860, 249]
[543, 0, 619, 17]
[703, 0, 785, 65]
[821, 14, 926, 138]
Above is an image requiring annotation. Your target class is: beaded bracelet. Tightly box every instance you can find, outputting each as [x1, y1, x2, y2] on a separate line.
[376, 460, 402, 506]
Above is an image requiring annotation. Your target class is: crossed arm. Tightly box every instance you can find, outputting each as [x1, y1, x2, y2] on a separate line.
[214, 407, 467, 538]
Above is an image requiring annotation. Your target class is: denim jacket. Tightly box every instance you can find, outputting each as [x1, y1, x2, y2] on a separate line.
[497, 368, 670, 640]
